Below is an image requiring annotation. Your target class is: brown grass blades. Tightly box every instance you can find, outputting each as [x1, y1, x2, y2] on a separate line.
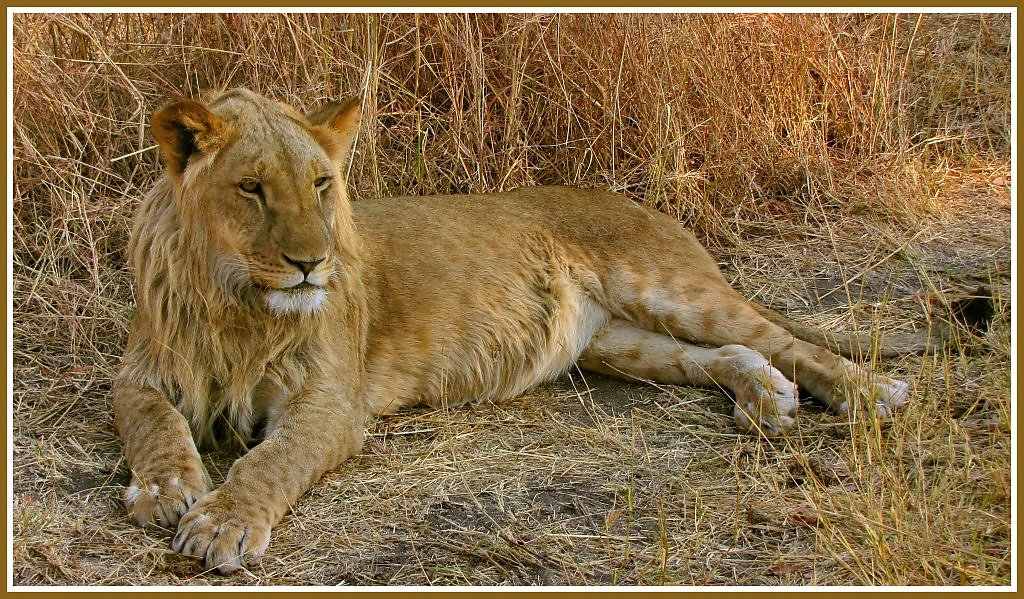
[10, 12, 1011, 586]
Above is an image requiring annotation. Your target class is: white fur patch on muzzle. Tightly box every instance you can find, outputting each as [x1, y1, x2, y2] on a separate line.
[264, 287, 328, 316]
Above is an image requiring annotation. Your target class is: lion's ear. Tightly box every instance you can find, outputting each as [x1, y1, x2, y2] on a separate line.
[151, 99, 225, 176]
[307, 96, 362, 164]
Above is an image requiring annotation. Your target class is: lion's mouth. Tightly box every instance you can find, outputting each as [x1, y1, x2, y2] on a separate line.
[285, 281, 320, 292]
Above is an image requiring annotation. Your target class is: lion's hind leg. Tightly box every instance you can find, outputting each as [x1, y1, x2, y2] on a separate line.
[578, 319, 799, 436]
[600, 262, 911, 422]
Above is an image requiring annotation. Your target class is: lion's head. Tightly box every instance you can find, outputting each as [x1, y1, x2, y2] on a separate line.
[147, 88, 362, 316]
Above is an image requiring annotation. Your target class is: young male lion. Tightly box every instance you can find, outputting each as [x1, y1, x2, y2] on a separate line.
[115, 88, 928, 574]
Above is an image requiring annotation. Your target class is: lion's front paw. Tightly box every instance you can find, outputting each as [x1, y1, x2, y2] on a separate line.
[732, 360, 799, 437]
[125, 465, 211, 529]
[172, 489, 271, 575]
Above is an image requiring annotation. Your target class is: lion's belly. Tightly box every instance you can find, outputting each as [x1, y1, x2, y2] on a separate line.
[362, 277, 611, 415]
[498, 290, 611, 397]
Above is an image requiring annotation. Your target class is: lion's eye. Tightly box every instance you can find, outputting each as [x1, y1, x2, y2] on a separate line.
[239, 179, 262, 195]
[314, 176, 331, 190]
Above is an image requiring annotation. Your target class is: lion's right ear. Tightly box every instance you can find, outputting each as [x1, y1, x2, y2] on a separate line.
[150, 99, 225, 176]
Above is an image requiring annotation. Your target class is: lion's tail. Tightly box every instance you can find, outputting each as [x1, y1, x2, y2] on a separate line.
[752, 287, 994, 359]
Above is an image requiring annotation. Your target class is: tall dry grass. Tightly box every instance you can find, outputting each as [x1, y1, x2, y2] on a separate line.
[13, 14, 1011, 237]
[10, 12, 1012, 586]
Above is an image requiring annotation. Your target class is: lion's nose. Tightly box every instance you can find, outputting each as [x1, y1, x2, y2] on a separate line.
[282, 254, 325, 277]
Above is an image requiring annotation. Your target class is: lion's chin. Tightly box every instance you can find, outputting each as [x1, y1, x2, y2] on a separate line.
[263, 287, 329, 316]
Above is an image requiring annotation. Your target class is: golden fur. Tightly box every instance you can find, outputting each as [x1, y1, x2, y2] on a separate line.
[114, 88, 915, 574]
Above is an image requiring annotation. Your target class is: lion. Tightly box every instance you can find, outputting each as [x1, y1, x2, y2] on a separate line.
[113, 88, 947, 574]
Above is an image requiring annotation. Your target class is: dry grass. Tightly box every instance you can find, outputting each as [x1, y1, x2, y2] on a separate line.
[9, 12, 1012, 587]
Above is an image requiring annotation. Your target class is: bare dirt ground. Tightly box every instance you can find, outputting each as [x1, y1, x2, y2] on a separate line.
[11, 185, 1011, 586]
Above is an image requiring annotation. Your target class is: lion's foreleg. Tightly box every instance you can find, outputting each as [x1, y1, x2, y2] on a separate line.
[171, 389, 365, 574]
[112, 378, 213, 528]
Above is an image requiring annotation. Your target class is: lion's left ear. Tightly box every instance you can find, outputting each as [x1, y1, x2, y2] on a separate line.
[307, 96, 362, 167]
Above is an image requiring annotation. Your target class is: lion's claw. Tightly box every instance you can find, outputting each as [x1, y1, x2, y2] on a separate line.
[172, 491, 270, 574]
[124, 469, 210, 529]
